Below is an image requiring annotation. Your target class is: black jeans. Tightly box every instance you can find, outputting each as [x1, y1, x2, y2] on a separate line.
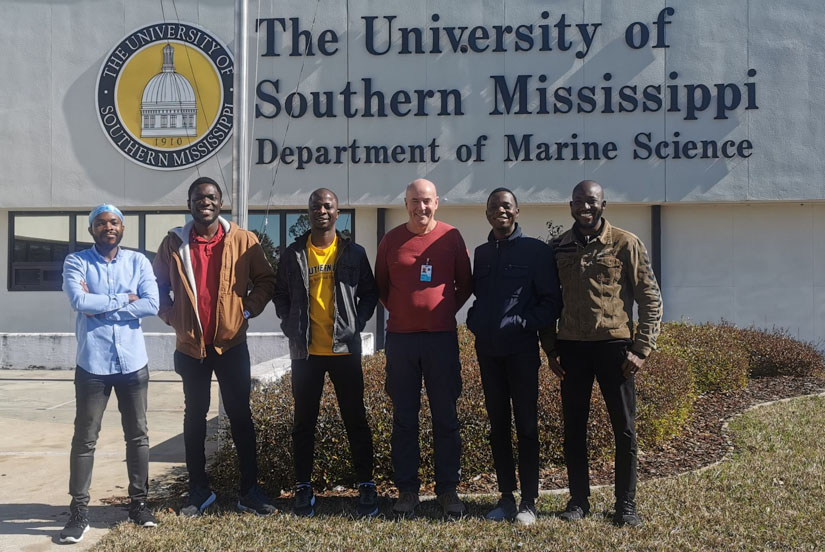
[478, 350, 540, 501]
[557, 340, 637, 504]
[384, 332, 462, 495]
[291, 354, 373, 483]
[69, 366, 149, 512]
[174, 343, 257, 494]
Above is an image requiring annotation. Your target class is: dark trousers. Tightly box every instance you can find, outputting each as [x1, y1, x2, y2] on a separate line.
[69, 366, 149, 511]
[291, 354, 374, 483]
[557, 340, 637, 504]
[174, 343, 257, 494]
[478, 350, 540, 501]
[385, 332, 462, 495]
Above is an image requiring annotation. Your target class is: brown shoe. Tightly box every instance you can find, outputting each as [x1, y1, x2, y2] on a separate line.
[437, 490, 466, 518]
[393, 491, 420, 518]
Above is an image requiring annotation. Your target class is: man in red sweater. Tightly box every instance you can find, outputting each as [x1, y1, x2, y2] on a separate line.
[375, 178, 473, 518]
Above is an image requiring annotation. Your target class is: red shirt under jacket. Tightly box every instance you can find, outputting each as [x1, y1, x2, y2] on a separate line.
[189, 224, 225, 345]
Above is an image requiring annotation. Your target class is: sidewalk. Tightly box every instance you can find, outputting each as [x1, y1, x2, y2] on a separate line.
[0, 370, 218, 551]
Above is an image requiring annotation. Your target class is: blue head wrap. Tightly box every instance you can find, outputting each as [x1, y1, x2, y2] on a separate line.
[88, 204, 124, 227]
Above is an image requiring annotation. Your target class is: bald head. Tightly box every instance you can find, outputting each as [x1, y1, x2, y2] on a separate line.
[570, 180, 606, 233]
[404, 178, 439, 234]
[572, 180, 603, 201]
[309, 187, 338, 206]
[406, 178, 437, 197]
[307, 188, 339, 235]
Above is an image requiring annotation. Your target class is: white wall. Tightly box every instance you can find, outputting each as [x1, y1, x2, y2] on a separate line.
[661, 203, 825, 342]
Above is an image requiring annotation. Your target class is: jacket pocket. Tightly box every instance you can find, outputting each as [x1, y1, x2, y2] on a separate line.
[593, 256, 622, 284]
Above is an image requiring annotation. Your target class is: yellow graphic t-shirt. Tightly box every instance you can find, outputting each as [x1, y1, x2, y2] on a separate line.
[307, 235, 345, 355]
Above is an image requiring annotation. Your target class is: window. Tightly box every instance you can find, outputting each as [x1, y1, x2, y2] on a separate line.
[9, 209, 355, 290]
[11, 215, 70, 290]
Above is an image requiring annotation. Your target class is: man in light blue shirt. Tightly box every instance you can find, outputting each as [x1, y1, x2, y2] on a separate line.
[59, 204, 159, 543]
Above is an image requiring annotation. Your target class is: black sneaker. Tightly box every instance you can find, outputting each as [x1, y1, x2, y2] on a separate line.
[293, 484, 315, 517]
[559, 498, 590, 522]
[59, 510, 89, 544]
[613, 500, 642, 527]
[238, 484, 277, 516]
[128, 501, 158, 527]
[356, 482, 379, 517]
[180, 486, 217, 517]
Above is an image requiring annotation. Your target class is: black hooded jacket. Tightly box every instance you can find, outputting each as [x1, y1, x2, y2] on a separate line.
[273, 231, 379, 359]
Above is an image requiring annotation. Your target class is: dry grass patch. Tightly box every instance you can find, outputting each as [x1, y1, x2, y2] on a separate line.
[95, 395, 825, 552]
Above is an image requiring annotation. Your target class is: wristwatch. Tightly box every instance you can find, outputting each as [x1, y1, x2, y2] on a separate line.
[243, 309, 251, 320]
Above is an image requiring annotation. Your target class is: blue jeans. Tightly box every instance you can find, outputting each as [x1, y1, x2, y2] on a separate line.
[69, 366, 149, 511]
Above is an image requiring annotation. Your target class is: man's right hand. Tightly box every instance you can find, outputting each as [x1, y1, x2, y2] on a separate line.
[544, 350, 565, 380]
[128, 294, 140, 303]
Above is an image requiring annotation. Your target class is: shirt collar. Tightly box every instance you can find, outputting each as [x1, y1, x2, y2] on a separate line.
[91, 244, 122, 263]
[190, 223, 225, 245]
[560, 219, 612, 246]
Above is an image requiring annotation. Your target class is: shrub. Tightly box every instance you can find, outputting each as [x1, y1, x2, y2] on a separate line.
[211, 326, 697, 495]
[658, 322, 749, 393]
[636, 349, 695, 447]
[731, 326, 825, 378]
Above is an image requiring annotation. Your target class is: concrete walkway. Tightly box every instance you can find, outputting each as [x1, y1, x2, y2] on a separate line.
[0, 370, 219, 551]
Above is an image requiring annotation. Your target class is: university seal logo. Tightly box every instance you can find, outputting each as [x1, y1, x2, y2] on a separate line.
[96, 22, 233, 170]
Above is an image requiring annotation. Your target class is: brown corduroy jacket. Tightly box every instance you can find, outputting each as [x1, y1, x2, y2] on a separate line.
[540, 219, 662, 358]
[152, 217, 276, 359]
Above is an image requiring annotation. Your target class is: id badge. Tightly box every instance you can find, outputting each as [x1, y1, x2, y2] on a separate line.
[420, 263, 432, 282]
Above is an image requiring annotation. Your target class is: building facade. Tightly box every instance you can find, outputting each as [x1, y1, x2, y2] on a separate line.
[2, 0, 824, 361]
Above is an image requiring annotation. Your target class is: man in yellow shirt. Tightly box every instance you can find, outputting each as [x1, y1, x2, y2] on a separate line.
[273, 188, 379, 517]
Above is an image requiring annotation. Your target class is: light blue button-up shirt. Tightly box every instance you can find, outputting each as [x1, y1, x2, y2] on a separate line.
[62, 246, 159, 375]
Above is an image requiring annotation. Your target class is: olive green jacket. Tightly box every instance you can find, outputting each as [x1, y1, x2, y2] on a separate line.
[540, 219, 662, 358]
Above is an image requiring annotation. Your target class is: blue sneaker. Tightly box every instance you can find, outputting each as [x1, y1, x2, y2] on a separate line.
[180, 486, 216, 517]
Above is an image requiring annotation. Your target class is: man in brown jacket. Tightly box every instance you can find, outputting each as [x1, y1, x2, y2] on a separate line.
[153, 176, 276, 516]
[541, 180, 662, 527]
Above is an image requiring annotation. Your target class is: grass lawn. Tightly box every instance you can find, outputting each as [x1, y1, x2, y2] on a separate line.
[95, 394, 825, 551]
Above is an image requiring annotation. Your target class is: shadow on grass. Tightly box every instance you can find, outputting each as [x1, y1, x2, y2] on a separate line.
[159, 493, 510, 521]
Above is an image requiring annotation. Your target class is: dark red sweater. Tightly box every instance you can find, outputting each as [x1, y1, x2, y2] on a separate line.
[375, 221, 472, 333]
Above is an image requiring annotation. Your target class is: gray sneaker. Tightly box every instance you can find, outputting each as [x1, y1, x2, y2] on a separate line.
[514, 501, 537, 526]
[485, 496, 517, 521]
[392, 491, 420, 518]
[436, 490, 466, 518]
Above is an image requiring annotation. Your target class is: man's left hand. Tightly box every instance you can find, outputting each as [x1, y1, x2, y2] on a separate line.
[621, 350, 646, 379]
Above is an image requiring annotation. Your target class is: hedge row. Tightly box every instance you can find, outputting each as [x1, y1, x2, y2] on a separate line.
[209, 323, 823, 495]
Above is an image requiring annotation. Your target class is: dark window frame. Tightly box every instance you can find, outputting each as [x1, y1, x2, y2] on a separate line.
[8, 208, 355, 291]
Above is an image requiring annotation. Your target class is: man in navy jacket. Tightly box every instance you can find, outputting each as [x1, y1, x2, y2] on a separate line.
[467, 188, 561, 526]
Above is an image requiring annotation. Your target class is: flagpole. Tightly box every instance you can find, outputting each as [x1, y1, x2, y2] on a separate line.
[232, 0, 249, 230]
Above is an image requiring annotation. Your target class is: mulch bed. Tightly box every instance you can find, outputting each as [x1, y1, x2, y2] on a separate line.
[452, 376, 825, 495]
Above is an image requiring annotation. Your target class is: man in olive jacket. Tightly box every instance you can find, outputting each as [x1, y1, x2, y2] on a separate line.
[273, 188, 378, 518]
[541, 180, 662, 527]
[153, 176, 276, 516]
